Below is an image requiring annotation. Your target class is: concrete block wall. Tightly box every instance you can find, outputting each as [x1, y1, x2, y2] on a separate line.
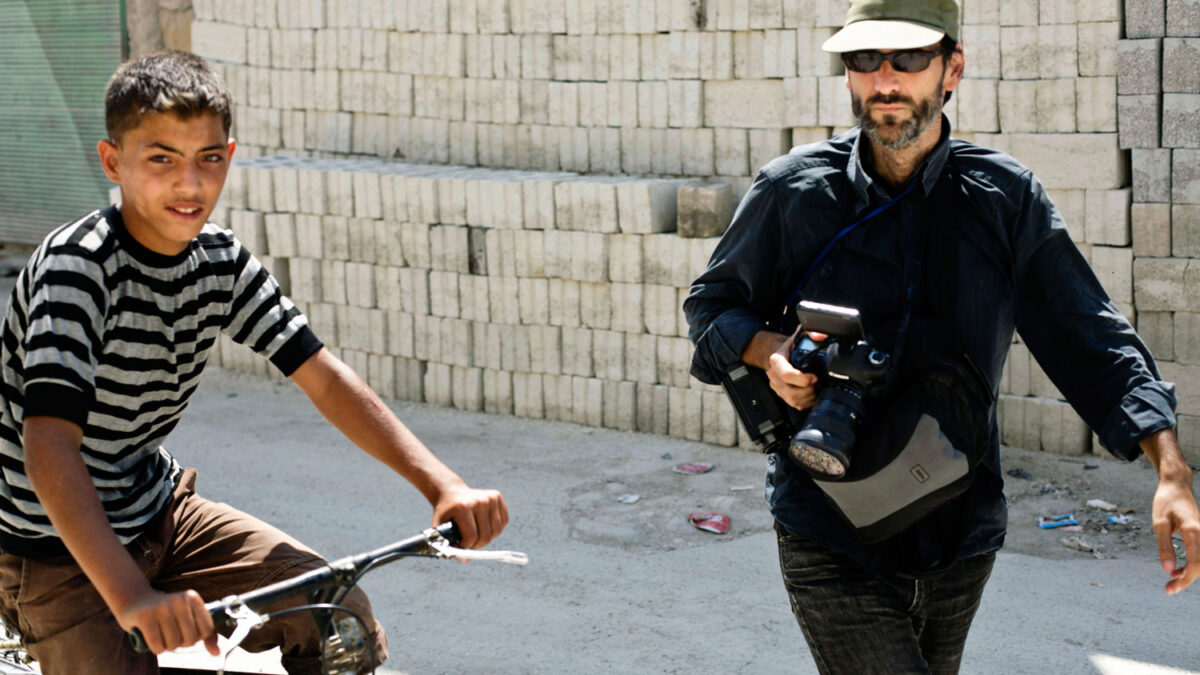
[191, 1, 1199, 462]
[187, 0, 891, 195]
[209, 155, 745, 447]
[1121, 0, 1200, 464]
[127, 0, 196, 55]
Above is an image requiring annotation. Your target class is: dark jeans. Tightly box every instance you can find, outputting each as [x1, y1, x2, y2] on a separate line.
[776, 525, 994, 675]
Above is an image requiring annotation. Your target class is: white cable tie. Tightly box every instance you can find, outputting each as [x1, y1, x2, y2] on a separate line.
[427, 538, 529, 566]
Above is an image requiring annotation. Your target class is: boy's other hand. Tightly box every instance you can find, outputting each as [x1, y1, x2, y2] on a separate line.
[118, 587, 218, 655]
[432, 484, 509, 549]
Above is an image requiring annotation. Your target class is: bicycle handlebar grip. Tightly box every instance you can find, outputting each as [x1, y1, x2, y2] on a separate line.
[128, 627, 149, 654]
[438, 521, 461, 546]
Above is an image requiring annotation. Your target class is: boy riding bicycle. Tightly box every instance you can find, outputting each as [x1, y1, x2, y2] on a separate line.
[0, 51, 508, 675]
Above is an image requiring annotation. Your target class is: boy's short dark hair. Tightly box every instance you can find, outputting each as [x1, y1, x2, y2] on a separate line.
[104, 51, 232, 143]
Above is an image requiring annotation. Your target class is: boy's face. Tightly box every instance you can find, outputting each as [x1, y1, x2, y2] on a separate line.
[98, 111, 235, 256]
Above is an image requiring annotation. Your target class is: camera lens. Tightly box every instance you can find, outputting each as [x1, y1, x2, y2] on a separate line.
[790, 436, 849, 478]
[788, 385, 862, 480]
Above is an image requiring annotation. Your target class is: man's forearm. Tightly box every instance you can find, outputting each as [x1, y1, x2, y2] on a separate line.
[23, 416, 152, 617]
[1141, 428, 1194, 482]
[742, 330, 791, 370]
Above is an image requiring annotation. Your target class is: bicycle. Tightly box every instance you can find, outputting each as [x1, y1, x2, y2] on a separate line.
[109, 522, 525, 675]
[0, 624, 34, 675]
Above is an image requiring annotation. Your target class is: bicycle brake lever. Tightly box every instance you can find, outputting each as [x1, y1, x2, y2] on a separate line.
[423, 529, 529, 566]
[216, 603, 269, 672]
[127, 600, 267, 659]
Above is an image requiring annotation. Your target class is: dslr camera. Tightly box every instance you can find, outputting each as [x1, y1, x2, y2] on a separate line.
[786, 301, 889, 479]
[719, 301, 889, 480]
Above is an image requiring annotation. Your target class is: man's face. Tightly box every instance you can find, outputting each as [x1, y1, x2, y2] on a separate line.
[845, 44, 963, 151]
[98, 111, 235, 256]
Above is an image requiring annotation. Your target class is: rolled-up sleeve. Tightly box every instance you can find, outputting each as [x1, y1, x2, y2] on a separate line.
[1011, 172, 1176, 460]
[684, 172, 789, 385]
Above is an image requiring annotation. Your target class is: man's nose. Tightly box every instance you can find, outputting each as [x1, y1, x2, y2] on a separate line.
[872, 59, 901, 94]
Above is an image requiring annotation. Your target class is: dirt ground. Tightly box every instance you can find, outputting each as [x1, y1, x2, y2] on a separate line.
[170, 371, 1197, 675]
[999, 444, 1188, 565]
[561, 437, 1187, 565]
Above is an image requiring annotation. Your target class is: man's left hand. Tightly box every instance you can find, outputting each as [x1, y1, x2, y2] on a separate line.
[433, 484, 509, 549]
[1151, 472, 1200, 594]
[1141, 429, 1200, 594]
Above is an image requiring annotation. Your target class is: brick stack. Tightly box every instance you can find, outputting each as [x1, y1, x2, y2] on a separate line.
[209, 156, 747, 446]
[1121, 0, 1200, 463]
[188, 0, 865, 188]
[185, 0, 1196, 461]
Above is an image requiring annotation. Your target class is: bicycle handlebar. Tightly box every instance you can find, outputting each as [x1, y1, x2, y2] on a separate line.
[129, 522, 461, 654]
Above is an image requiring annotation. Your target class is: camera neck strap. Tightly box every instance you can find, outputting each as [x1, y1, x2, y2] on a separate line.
[780, 179, 920, 331]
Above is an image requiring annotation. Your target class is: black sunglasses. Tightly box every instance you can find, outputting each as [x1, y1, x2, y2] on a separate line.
[841, 47, 949, 73]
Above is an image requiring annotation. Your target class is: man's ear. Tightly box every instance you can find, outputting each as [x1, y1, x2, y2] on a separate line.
[943, 43, 965, 94]
[97, 139, 121, 184]
[226, 137, 237, 163]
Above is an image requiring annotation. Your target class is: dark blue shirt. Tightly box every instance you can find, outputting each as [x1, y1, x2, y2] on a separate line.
[684, 120, 1177, 574]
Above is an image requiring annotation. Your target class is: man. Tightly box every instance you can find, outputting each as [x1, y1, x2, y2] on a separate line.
[684, 1, 1200, 673]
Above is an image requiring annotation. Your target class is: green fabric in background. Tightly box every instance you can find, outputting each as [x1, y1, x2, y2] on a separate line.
[0, 0, 125, 244]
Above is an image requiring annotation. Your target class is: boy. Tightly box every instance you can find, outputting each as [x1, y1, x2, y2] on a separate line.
[0, 51, 508, 675]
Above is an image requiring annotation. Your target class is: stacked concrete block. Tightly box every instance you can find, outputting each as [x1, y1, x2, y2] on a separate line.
[216, 152, 739, 443]
[677, 181, 734, 237]
[1107, 2, 1200, 460]
[193, 0, 877, 177]
[196, 2, 1200, 460]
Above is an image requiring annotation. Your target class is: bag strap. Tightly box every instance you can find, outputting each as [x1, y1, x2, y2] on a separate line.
[779, 180, 920, 331]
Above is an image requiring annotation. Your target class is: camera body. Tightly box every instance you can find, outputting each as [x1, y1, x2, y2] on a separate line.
[786, 301, 890, 479]
[717, 301, 890, 478]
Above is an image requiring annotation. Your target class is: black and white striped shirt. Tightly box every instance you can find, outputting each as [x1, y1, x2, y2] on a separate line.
[0, 206, 321, 555]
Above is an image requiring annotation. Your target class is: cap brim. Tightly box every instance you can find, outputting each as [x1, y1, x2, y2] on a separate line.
[821, 20, 946, 53]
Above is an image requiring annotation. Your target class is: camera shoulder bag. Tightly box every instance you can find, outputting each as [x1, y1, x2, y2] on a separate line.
[811, 327, 993, 543]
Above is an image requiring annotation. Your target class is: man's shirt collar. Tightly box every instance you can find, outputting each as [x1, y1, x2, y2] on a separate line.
[848, 114, 953, 215]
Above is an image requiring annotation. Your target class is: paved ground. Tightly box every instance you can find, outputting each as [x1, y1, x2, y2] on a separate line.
[159, 369, 1199, 675]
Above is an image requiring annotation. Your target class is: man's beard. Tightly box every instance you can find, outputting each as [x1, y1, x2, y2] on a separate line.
[852, 82, 943, 150]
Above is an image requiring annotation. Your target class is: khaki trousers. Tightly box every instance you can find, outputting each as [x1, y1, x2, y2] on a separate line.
[0, 469, 387, 675]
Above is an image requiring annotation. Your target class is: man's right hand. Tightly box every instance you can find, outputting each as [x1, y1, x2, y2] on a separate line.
[742, 329, 820, 411]
[117, 587, 218, 655]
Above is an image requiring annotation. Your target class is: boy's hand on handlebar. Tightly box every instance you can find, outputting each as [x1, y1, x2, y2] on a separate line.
[118, 588, 218, 656]
[433, 484, 509, 549]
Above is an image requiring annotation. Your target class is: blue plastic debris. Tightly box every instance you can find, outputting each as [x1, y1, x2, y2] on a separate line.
[1038, 514, 1079, 529]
